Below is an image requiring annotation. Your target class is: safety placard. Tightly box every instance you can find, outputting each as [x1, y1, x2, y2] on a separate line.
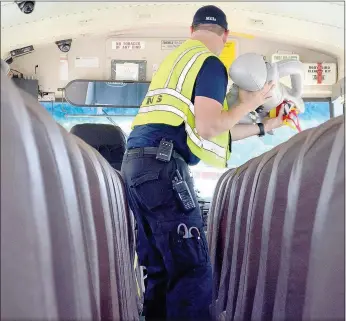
[303, 63, 337, 85]
[272, 53, 300, 63]
[112, 40, 145, 50]
[115, 63, 139, 81]
[219, 41, 237, 76]
[161, 40, 185, 50]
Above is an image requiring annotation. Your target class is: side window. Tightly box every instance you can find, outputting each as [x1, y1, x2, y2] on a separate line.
[192, 100, 331, 199]
[229, 100, 331, 168]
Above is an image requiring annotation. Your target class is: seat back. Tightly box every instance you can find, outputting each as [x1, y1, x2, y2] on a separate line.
[251, 127, 315, 321]
[90, 143, 140, 320]
[208, 169, 237, 298]
[303, 123, 345, 320]
[209, 116, 345, 321]
[1, 71, 58, 320]
[1, 69, 140, 321]
[210, 165, 248, 320]
[221, 157, 262, 321]
[71, 123, 127, 171]
[73, 136, 141, 321]
[74, 136, 122, 320]
[59, 126, 101, 320]
[273, 116, 344, 320]
[21, 89, 93, 320]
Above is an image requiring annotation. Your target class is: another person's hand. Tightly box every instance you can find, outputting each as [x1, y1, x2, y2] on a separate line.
[263, 104, 285, 132]
[238, 82, 275, 110]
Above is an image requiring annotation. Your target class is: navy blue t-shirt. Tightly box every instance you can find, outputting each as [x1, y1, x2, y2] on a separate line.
[127, 56, 228, 165]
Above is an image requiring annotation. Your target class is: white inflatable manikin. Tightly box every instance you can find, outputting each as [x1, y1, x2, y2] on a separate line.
[226, 53, 305, 127]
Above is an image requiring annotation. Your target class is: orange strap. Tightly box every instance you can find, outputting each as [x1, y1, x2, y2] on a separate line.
[284, 109, 302, 132]
[270, 101, 302, 132]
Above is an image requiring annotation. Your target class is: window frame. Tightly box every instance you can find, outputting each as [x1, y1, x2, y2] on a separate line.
[331, 97, 345, 117]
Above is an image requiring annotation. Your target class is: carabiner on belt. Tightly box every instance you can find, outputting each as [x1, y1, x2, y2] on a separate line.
[177, 223, 201, 239]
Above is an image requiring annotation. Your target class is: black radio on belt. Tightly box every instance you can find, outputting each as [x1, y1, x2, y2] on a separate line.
[156, 138, 174, 162]
[172, 170, 196, 212]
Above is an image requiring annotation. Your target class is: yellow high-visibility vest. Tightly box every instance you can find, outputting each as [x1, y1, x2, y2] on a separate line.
[132, 39, 231, 168]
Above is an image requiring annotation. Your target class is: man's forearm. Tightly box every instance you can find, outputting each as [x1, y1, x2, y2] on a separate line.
[206, 102, 254, 138]
[196, 100, 261, 140]
[230, 124, 261, 141]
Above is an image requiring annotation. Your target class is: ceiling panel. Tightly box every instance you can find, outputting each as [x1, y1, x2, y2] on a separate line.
[1, 1, 344, 60]
[224, 2, 345, 29]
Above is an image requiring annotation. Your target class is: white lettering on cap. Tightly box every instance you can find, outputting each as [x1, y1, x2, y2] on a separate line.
[206, 16, 217, 21]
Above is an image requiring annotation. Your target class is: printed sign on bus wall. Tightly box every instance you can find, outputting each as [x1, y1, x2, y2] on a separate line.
[112, 40, 145, 50]
[303, 63, 337, 85]
[161, 40, 185, 50]
[272, 53, 300, 63]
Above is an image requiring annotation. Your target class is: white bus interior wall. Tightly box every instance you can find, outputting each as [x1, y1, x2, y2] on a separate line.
[2, 34, 338, 95]
[1, 2, 344, 97]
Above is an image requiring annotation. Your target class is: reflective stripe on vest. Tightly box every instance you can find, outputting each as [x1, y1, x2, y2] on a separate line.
[146, 88, 195, 114]
[164, 46, 204, 88]
[137, 105, 226, 158]
[176, 50, 209, 93]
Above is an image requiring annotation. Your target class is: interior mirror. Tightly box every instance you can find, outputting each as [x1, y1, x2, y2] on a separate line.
[64, 79, 150, 107]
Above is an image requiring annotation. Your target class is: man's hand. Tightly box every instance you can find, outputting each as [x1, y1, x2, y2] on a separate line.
[238, 82, 275, 110]
[194, 82, 276, 140]
[263, 104, 285, 132]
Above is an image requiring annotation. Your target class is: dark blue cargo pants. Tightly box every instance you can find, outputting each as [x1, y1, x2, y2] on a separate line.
[121, 148, 212, 321]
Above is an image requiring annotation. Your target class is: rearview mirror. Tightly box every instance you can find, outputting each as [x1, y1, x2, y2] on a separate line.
[64, 79, 150, 108]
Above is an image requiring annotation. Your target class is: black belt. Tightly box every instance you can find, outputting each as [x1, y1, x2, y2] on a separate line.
[125, 147, 185, 162]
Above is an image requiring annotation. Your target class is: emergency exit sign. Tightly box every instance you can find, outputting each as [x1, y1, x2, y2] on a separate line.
[303, 63, 337, 85]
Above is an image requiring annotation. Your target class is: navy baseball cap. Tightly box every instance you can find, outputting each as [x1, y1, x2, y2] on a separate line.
[192, 5, 228, 30]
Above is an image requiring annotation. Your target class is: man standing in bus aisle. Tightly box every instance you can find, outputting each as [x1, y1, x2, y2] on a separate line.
[121, 5, 285, 321]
